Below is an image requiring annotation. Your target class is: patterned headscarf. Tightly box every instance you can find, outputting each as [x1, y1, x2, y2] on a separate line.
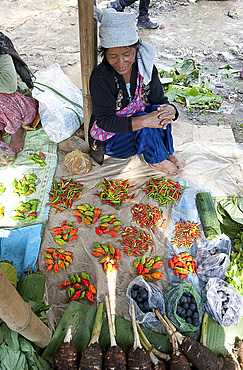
[94, 7, 155, 85]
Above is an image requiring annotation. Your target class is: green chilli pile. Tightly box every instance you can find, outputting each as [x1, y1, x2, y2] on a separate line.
[12, 173, 37, 197]
[94, 177, 135, 210]
[134, 254, 164, 281]
[58, 272, 97, 303]
[143, 177, 185, 206]
[29, 152, 46, 167]
[12, 200, 40, 222]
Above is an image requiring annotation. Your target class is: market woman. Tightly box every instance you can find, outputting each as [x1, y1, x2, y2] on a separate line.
[0, 32, 37, 155]
[89, 8, 185, 175]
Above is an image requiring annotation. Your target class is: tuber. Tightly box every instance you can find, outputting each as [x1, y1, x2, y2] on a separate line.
[155, 309, 190, 370]
[104, 295, 126, 370]
[127, 303, 151, 370]
[79, 302, 103, 369]
[55, 324, 78, 369]
[136, 322, 168, 370]
[156, 309, 224, 370]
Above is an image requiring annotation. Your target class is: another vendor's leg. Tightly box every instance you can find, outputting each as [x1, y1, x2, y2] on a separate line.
[137, 0, 158, 29]
[0, 92, 36, 154]
[9, 127, 26, 154]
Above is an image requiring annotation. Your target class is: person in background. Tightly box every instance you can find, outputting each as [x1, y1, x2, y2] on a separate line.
[107, 0, 158, 29]
[0, 32, 37, 155]
[88, 8, 185, 175]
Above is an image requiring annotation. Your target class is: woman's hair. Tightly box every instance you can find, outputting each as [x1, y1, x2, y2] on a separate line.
[98, 40, 140, 59]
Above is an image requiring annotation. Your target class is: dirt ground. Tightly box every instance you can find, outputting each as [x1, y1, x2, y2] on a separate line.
[1, 0, 243, 142]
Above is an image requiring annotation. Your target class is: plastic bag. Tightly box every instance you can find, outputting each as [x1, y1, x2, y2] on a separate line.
[126, 276, 165, 330]
[32, 63, 84, 143]
[196, 234, 231, 282]
[0, 141, 15, 167]
[63, 150, 92, 175]
[164, 283, 203, 333]
[203, 278, 243, 327]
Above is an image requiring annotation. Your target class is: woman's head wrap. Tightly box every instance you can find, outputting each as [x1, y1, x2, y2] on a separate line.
[94, 7, 155, 85]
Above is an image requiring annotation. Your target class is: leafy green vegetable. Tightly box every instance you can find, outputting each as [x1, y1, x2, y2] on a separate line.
[158, 58, 240, 112]
[225, 231, 243, 295]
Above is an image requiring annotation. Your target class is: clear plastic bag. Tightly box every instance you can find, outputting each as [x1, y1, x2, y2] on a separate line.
[63, 150, 92, 175]
[32, 64, 84, 143]
[196, 234, 231, 282]
[126, 276, 165, 330]
[203, 277, 243, 327]
[0, 141, 15, 167]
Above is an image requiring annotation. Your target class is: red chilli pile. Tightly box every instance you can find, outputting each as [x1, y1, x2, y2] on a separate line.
[131, 203, 166, 233]
[119, 226, 154, 256]
[46, 178, 84, 212]
[94, 177, 135, 210]
[171, 219, 202, 249]
[143, 177, 185, 206]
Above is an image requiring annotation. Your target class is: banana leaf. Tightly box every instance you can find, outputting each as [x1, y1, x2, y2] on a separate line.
[42, 301, 172, 367]
[201, 314, 243, 356]
[17, 270, 46, 303]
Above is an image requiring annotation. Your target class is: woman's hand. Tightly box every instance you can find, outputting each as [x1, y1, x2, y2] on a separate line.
[131, 104, 176, 131]
[157, 104, 176, 129]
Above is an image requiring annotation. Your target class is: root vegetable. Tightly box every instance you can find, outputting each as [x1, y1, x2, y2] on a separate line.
[136, 323, 168, 370]
[55, 324, 78, 369]
[219, 355, 241, 370]
[233, 339, 243, 369]
[79, 302, 103, 369]
[104, 296, 126, 370]
[156, 310, 224, 370]
[155, 309, 191, 370]
[128, 304, 151, 370]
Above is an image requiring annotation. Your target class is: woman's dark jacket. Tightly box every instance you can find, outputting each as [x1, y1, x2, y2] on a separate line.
[89, 58, 178, 164]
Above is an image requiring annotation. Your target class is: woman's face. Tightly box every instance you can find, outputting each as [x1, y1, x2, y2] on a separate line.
[106, 46, 136, 78]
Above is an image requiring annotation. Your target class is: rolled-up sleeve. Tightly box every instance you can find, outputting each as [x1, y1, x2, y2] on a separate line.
[0, 54, 17, 94]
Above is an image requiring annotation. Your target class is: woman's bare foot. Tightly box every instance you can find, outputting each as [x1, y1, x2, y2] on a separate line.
[167, 154, 186, 170]
[9, 127, 26, 154]
[150, 159, 180, 175]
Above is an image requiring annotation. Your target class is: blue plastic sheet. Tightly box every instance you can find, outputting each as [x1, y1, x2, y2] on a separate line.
[0, 224, 42, 279]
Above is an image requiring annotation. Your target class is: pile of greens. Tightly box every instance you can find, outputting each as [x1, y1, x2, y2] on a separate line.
[213, 196, 243, 295]
[225, 231, 243, 295]
[158, 59, 240, 113]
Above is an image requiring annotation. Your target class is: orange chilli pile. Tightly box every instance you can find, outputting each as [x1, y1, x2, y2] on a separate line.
[171, 219, 202, 249]
[51, 220, 78, 246]
[143, 177, 185, 206]
[119, 226, 154, 256]
[131, 203, 166, 233]
[134, 254, 164, 281]
[94, 177, 135, 210]
[58, 271, 96, 302]
[91, 242, 121, 273]
[44, 248, 72, 273]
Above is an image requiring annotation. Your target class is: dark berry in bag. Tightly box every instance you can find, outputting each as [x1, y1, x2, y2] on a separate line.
[176, 291, 200, 327]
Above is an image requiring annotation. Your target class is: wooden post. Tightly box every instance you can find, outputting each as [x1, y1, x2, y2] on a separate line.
[0, 268, 52, 348]
[78, 0, 97, 146]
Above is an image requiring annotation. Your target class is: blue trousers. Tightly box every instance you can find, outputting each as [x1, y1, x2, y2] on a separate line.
[105, 105, 174, 164]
